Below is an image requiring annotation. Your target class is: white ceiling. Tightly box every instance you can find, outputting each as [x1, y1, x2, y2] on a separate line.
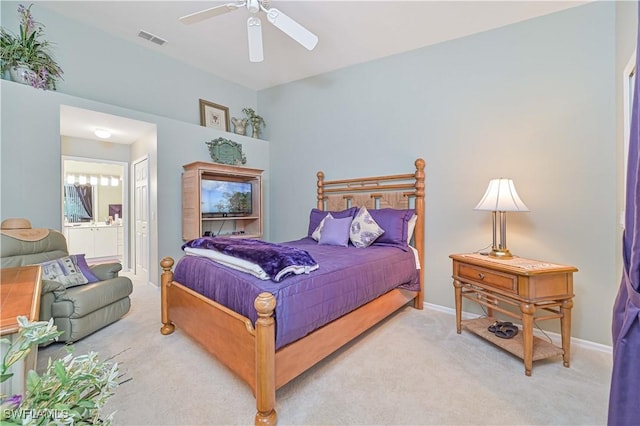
[43, 1, 589, 91]
[51, 1, 589, 143]
[60, 105, 157, 144]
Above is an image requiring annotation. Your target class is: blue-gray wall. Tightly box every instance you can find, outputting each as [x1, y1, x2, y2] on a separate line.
[1, 1, 635, 345]
[260, 2, 621, 346]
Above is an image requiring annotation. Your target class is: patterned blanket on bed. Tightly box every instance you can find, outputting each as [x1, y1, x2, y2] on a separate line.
[182, 237, 318, 282]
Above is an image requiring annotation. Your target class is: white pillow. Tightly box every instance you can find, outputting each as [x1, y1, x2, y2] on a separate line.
[311, 212, 334, 241]
[407, 214, 418, 242]
[349, 206, 385, 248]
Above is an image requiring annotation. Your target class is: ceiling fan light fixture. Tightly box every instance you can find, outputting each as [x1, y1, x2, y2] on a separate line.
[179, 0, 318, 61]
[247, 0, 260, 14]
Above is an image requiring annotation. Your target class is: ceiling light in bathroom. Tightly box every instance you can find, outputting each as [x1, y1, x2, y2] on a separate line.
[94, 128, 112, 139]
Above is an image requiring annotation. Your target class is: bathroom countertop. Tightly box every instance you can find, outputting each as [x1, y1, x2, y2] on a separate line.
[64, 223, 122, 228]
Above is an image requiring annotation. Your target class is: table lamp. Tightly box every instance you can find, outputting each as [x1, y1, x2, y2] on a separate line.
[474, 178, 529, 259]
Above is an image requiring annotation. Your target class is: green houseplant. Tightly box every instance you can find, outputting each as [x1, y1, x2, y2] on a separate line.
[0, 3, 64, 90]
[0, 316, 122, 425]
[242, 107, 266, 139]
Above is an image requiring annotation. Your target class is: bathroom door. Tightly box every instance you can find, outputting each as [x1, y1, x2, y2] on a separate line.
[133, 157, 149, 282]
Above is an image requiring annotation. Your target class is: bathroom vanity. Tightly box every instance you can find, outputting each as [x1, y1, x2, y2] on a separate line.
[64, 223, 123, 260]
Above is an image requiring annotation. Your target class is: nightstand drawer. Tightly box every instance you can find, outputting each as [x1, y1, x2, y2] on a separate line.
[457, 263, 517, 293]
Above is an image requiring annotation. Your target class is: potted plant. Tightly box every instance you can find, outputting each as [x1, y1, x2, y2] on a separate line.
[0, 3, 64, 90]
[0, 316, 123, 425]
[242, 107, 266, 139]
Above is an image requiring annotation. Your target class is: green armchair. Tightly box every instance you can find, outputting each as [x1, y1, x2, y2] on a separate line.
[1, 229, 133, 343]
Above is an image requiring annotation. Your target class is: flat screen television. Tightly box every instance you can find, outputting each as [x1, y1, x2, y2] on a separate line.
[201, 179, 252, 217]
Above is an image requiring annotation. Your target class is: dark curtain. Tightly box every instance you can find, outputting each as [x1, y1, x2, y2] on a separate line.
[76, 184, 93, 220]
[609, 4, 640, 424]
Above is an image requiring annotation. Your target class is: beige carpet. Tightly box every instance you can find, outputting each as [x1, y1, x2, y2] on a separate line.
[38, 273, 612, 425]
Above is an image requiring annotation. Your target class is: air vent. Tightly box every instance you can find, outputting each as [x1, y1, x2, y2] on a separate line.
[137, 30, 167, 46]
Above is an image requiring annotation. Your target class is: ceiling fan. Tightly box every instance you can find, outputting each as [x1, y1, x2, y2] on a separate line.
[179, 0, 319, 62]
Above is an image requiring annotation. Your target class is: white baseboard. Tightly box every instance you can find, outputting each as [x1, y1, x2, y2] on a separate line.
[424, 302, 613, 355]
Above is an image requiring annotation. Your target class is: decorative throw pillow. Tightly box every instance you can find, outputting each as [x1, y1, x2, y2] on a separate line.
[307, 207, 358, 238]
[318, 216, 352, 247]
[311, 213, 334, 241]
[350, 206, 385, 248]
[367, 208, 415, 249]
[40, 254, 99, 288]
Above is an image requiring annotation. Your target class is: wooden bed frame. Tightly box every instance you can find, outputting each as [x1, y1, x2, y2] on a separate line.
[160, 158, 425, 425]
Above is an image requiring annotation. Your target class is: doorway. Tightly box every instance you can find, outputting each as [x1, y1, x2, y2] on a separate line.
[60, 105, 157, 281]
[62, 157, 128, 266]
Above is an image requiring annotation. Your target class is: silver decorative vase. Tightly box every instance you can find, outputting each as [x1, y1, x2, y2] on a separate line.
[231, 117, 247, 136]
[8, 65, 32, 85]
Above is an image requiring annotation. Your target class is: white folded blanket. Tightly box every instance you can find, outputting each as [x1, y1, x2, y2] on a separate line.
[184, 246, 319, 281]
[184, 247, 270, 280]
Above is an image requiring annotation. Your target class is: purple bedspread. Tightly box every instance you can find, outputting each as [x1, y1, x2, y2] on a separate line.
[182, 237, 317, 282]
[173, 237, 420, 350]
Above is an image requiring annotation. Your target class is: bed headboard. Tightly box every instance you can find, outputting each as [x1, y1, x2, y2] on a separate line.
[316, 158, 425, 305]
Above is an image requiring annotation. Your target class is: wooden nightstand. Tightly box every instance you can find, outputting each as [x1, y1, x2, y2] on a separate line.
[450, 253, 577, 376]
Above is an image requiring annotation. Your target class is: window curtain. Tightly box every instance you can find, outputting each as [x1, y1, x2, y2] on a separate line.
[609, 4, 640, 424]
[63, 184, 93, 222]
[75, 184, 93, 219]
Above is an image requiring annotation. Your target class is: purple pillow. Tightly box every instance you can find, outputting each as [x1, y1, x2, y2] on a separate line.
[367, 208, 415, 249]
[73, 254, 100, 283]
[307, 207, 357, 237]
[318, 216, 352, 247]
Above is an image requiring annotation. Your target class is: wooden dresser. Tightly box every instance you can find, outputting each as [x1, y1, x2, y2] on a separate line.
[1, 265, 42, 334]
[0, 265, 43, 396]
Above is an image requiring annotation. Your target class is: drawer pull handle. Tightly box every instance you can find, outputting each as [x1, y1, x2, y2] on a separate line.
[478, 273, 485, 280]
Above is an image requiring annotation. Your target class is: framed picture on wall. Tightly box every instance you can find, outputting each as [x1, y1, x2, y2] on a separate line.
[109, 204, 122, 218]
[199, 99, 230, 132]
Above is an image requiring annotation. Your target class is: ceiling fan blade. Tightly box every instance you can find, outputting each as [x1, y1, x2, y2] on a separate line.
[179, 2, 245, 25]
[247, 17, 264, 62]
[265, 8, 318, 51]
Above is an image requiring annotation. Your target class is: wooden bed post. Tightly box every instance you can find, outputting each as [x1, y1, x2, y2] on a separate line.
[317, 171, 325, 209]
[254, 292, 277, 426]
[160, 257, 176, 335]
[413, 158, 426, 309]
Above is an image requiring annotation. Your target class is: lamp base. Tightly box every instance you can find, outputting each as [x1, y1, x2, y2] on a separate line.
[489, 248, 513, 259]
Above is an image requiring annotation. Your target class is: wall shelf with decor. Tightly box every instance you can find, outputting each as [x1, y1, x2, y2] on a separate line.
[182, 161, 263, 241]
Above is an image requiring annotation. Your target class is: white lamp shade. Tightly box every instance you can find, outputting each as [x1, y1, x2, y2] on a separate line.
[474, 178, 529, 212]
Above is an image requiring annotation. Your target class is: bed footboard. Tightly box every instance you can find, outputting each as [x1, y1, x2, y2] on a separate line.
[160, 257, 278, 426]
[254, 293, 277, 425]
